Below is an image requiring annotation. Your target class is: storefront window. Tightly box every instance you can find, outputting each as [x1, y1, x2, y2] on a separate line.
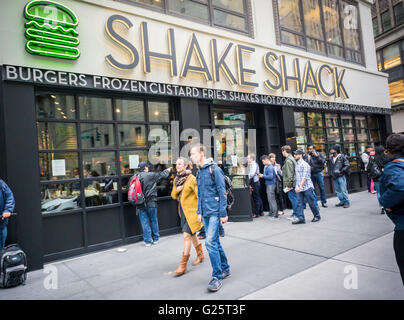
[309, 128, 325, 143]
[296, 127, 307, 144]
[37, 93, 174, 212]
[118, 124, 147, 147]
[294, 112, 306, 127]
[41, 182, 80, 214]
[82, 151, 116, 177]
[343, 143, 358, 172]
[368, 116, 378, 129]
[341, 114, 353, 127]
[37, 122, 77, 150]
[148, 102, 172, 122]
[80, 123, 115, 149]
[79, 96, 113, 121]
[325, 113, 340, 127]
[342, 128, 355, 143]
[36, 94, 76, 119]
[307, 112, 323, 127]
[84, 178, 119, 208]
[39, 152, 79, 181]
[326, 128, 341, 143]
[115, 99, 145, 122]
[214, 111, 253, 126]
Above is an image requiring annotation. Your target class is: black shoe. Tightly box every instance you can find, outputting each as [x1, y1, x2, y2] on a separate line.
[335, 202, 344, 207]
[343, 203, 350, 208]
[381, 208, 385, 215]
[322, 203, 328, 208]
[207, 277, 222, 292]
[312, 216, 321, 222]
[222, 270, 231, 279]
[219, 232, 225, 237]
[292, 219, 305, 225]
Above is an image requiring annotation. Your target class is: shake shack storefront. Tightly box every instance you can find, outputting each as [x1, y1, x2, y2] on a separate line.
[0, 0, 392, 271]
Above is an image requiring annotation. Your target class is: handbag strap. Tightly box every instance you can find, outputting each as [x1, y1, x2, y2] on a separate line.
[393, 159, 404, 163]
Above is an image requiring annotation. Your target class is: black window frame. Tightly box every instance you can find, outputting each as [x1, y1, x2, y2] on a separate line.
[36, 90, 177, 216]
[116, 0, 253, 37]
[275, 0, 365, 66]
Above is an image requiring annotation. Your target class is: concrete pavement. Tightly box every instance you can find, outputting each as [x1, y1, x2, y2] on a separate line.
[1, 191, 403, 300]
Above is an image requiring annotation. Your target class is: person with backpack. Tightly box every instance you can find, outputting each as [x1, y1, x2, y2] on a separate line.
[171, 157, 204, 276]
[259, 155, 278, 218]
[0, 178, 15, 250]
[281, 145, 298, 220]
[379, 133, 404, 285]
[307, 144, 328, 208]
[361, 145, 374, 192]
[329, 144, 351, 208]
[248, 153, 264, 218]
[128, 162, 172, 247]
[190, 143, 230, 292]
[368, 145, 390, 214]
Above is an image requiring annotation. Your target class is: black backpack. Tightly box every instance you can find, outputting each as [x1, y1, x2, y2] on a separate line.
[0, 243, 27, 288]
[368, 156, 382, 180]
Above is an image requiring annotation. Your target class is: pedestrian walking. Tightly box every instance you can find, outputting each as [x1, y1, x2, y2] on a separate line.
[131, 162, 172, 247]
[281, 145, 298, 220]
[259, 155, 278, 218]
[292, 150, 321, 224]
[379, 133, 404, 285]
[269, 153, 285, 215]
[361, 145, 374, 192]
[0, 178, 15, 250]
[329, 144, 351, 208]
[247, 154, 264, 218]
[171, 157, 204, 276]
[307, 144, 328, 208]
[190, 143, 230, 292]
[368, 145, 390, 214]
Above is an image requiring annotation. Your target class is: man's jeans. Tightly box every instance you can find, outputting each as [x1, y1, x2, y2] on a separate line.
[333, 176, 350, 205]
[198, 223, 224, 237]
[296, 187, 321, 222]
[311, 172, 327, 204]
[0, 225, 7, 250]
[251, 181, 264, 215]
[138, 207, 160, 244]
[287, 188, 298, 217]
[203, 215, 230, 280]
[374, 181, 381, 204]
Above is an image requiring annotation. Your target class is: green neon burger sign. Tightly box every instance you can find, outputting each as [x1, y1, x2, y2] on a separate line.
[24, 0, 80, 60]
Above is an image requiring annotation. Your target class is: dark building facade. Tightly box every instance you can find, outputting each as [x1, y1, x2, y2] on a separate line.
[0, 0, 392, 271]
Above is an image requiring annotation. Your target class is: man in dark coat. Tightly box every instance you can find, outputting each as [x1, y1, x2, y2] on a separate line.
[328, 144, 351, 208]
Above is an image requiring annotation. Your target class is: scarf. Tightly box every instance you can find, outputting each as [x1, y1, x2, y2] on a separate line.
[174, 170, 192, 189]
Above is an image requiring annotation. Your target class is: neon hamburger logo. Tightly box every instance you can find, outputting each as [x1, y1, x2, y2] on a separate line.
[24, 0, 80, 60]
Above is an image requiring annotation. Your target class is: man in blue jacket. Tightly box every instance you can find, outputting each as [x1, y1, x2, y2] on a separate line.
[190, 143, 230, 292]
[379, 133, 404, 285]
[259, 155, 278, 218]
[0, 178, 15, 250]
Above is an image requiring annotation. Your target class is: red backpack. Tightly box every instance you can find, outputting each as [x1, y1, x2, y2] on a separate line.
[128, 175, 146, 206]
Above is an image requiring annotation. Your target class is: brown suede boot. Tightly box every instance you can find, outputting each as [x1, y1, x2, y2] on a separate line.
[192, 243, 204, 266]
[175, 253, 190, 276]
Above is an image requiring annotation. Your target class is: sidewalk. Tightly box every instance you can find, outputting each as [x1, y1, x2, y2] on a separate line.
[1, 191, 403, 300]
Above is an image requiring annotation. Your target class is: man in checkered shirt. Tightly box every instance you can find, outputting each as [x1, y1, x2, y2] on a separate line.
[292, 150, 321, 225]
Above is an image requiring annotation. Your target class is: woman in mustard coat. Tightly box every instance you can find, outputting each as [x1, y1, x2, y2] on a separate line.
[171, 157, 204, 276]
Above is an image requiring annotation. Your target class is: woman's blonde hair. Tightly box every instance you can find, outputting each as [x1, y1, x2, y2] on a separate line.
[176, 157, 190, 168]
[269, 153, 276, 160]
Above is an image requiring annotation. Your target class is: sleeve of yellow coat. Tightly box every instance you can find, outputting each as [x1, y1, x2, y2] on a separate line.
[171, 183, 180, 200]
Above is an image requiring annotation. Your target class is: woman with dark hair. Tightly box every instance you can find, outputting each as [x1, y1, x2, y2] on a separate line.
[368, 145, 389, 213]
[171, 157, 204, 276]
[379, 133, 404, 285]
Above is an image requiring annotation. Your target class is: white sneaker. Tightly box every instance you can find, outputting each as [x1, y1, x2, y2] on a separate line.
[152, 240, 159, 245]
[145, 242, 151, 247]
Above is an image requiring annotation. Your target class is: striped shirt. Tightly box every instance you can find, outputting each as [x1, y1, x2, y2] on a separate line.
[295, 159, 314, 192]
